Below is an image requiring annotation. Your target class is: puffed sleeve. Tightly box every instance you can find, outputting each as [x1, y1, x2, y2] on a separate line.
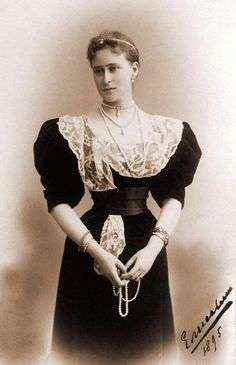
[33, 118, 85, 212]
[150, 122, 202, 208]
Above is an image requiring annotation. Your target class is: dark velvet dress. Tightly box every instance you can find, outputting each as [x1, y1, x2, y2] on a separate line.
[34, 113, 201, 365]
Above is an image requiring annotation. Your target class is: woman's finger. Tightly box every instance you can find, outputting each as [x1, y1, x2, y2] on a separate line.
[132, 270, 143, 281]
[122, 264, 139, 280]
[125, 255, 137, 270]
[116, 260, 127, 274]
[111, 270, 126, 287]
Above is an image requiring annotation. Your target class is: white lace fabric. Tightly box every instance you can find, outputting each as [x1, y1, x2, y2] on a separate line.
[94, 215, 126, 274]
[57, 112, 183, 268]
[57, 112, 183, 191]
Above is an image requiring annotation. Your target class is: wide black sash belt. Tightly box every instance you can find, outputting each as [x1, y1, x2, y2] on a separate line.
[90, 187, 149, 216]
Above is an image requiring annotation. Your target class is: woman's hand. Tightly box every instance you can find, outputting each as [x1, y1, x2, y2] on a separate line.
[121, 236, 164, 281]
[94, 250, 127, 288]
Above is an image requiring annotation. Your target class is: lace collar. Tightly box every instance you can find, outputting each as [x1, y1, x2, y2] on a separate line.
[57, 112, 183, 191]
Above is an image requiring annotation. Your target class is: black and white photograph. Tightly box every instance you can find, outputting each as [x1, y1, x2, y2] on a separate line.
[1, 1, 235, 364]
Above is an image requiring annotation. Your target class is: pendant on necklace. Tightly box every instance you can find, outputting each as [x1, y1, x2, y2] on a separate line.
[121, 128, 124, 136]
[116, 109, 120, 118]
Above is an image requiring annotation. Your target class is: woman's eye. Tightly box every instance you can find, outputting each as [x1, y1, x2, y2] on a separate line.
[109, 66, 117, 72]
[94, 69, 103, 75]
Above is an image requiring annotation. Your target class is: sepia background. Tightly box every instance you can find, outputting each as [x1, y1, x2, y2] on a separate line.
[1, 0, 235, 364]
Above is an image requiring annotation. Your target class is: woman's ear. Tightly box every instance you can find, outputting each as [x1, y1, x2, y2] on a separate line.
[131, 61, 139, 82]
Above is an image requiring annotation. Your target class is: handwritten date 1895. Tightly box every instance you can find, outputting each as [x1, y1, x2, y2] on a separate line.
[203, 326, 222, 356]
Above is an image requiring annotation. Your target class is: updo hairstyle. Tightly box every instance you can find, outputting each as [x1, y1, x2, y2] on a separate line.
[87, 30, 139, 66]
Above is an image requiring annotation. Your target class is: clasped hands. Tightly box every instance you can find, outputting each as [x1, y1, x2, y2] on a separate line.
[95, 235, 164, 288]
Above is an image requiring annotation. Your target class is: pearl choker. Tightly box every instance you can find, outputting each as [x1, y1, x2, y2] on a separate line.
[101, 101, 135, 118]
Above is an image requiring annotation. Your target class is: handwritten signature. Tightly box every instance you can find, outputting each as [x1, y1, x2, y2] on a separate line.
[181, 286, 233, 354]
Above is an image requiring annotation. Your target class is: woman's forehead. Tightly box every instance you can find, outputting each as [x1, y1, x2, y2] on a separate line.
[91, 48, 129, 67]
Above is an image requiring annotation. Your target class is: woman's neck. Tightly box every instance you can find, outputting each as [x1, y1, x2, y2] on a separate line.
[102, 97, 134, 108]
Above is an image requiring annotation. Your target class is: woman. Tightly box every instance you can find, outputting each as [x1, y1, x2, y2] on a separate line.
[34, 30, 202, 365]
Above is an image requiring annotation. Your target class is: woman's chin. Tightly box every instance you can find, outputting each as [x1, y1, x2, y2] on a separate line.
[102, 96, 120, 105]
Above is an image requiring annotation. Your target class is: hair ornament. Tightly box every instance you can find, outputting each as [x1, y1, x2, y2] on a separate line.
[97, 37, 136, 52]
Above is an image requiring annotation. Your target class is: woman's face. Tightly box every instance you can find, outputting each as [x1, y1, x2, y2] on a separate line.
[91, 48, 138, 105]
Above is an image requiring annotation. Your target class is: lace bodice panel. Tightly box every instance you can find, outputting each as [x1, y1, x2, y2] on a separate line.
[57, 111, 184, 192]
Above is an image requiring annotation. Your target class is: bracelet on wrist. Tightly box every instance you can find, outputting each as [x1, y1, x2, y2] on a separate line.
[79, 230, 94, 252]
[151, 226, 169, 246]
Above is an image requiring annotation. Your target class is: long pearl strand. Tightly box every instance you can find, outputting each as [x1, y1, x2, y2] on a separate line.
[113, 280, 141, 317]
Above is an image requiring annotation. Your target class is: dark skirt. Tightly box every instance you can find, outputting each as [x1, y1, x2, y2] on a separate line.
[51, 209, 175, 365]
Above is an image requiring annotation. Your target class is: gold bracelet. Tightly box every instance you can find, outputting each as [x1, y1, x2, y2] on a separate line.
[152, 226, 169, 246]
[79, 230, 93, 252]
[82, 238, 92, 252]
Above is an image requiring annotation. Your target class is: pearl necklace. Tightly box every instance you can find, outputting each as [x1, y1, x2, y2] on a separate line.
[113, 280, 141, 317]
[100, 104, 136, 136]
[99, 106, 146, 176]
[101, 100, 135, 118]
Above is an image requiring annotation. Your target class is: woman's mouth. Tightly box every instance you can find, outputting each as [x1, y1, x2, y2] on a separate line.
[103, 88, 116, 92]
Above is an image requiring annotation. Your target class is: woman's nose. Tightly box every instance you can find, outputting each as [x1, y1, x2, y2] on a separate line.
[103, 70, 112, 85]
